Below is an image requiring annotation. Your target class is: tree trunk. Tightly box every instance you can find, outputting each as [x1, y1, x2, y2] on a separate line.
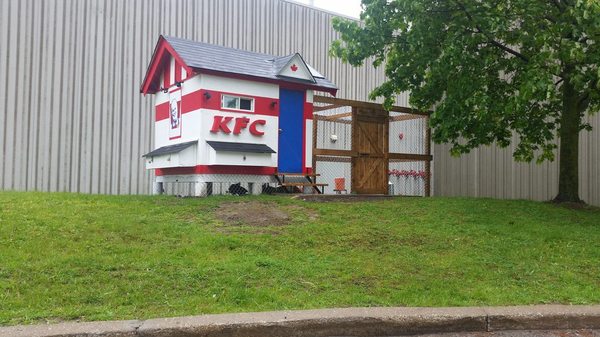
[554, 79, 582, 203]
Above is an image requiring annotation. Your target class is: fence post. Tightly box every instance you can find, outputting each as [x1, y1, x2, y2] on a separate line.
[312, 115, 318, 187]
[425, 116, 432, 197]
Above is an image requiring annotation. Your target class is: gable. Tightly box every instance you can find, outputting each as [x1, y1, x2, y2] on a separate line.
[276, 54, 316, 83]
[140, 36, 194, 94]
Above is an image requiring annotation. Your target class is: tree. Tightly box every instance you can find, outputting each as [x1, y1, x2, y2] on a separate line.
[331, 0, 600, 203]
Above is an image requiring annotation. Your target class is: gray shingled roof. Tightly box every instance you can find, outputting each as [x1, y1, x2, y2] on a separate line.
[207, 141, 276, 154]
[142, 140, 197, 157]
[163, 35, 337, 92]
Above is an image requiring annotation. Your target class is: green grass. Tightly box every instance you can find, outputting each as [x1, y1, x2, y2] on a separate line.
[0, 192, 599, 326]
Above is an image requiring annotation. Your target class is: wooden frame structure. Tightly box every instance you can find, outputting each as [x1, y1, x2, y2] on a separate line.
[312, 95, 433, 196]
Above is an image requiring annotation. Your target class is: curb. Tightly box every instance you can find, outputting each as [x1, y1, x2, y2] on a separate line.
[1, 305, 599, 337]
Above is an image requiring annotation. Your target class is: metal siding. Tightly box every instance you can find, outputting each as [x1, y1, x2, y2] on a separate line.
[0, 0, 397, 195]
[1, 0, 597, 205]
[434, 113, 600, 206]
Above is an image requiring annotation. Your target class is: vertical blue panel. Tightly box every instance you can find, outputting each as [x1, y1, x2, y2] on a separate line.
[278, 89, 304, 173]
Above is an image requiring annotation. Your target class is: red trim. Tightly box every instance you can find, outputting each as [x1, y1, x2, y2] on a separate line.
[140, 36, 195, 94]
[163, 59, 171, 89]
[162, 41, 194, 74]
[198, 68, 338, 96]
[155, 165, 277, 176]
[304, 101, 314, 120]
[155, 89, 280, 121]
[182, 89, 203, 113]
[208, 90, 279, 116]
[175, 60, 182, 83]
[141, 44, 168, 94]
[303, 100, 314, 173]
[156, 102, 169, 121]
[302, 91, 307, 173]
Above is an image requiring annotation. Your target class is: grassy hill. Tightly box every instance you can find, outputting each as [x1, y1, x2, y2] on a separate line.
[0, 192, 598, 326]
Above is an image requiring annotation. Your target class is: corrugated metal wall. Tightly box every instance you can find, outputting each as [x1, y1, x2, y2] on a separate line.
[0, 0, 392, 194]
[433, 112, 600, 206]
[1, 0, 598, 205]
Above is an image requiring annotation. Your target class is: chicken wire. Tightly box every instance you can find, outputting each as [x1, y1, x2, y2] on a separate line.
[314, 105, 353, 151]
[388, 160, 427, 196]
[314, 157, 351, 194]
[313, 103, 431, 196]
[389, 111, 428, 155]
[158, 174, 281, 197]
[388, 110, 430, 197]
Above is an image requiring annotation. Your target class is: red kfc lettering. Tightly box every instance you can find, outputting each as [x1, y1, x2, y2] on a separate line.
[233, 117, 250, 135]
[210, 116, 233, 133]
[249, 119, 266, 136]
[210, 115, 266, 136]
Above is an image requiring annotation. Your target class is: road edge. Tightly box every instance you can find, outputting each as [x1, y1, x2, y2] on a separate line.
[1, 305, 599, 337]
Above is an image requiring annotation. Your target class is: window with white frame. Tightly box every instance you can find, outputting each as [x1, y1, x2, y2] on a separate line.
[221, 94, 254, 112]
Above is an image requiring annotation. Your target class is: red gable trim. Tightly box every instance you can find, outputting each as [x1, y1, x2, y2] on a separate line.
[140, 36, 194, 95]
[175, 59, 182, 83]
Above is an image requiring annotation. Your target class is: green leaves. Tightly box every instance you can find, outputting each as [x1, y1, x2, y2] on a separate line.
[331, 0, 599, 163]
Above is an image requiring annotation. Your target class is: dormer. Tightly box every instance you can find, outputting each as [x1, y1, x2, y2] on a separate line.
[275, 53, 316, 83]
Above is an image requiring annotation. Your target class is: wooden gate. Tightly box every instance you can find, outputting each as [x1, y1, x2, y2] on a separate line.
[352, 107, 389, 194]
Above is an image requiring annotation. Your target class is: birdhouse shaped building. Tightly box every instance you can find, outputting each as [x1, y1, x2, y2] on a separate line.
[140, 36, 337, 195]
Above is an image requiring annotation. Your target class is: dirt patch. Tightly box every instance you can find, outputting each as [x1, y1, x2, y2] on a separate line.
[212, 201, 317, 233]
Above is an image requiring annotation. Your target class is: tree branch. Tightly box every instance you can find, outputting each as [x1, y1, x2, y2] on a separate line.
[454, 0, 529, 62]
[486, 40, 529, 62]
[550, 0, 564, 11]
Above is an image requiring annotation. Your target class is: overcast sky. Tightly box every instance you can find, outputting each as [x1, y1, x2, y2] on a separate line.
[293, 0, 363, 19]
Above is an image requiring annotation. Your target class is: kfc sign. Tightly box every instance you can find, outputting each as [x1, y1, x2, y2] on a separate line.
[210, 116, 266, 136]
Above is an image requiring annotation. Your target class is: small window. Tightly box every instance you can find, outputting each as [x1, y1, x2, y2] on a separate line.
[221, 94, 254, 112]
[239, 98, 252, 110]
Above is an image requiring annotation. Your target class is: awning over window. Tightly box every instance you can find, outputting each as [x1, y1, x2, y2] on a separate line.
[142, 140, 198, 157]
[206, 141, 275, 154]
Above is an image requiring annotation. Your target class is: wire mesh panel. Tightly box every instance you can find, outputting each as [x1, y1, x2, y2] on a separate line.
[314, 105, 353, 151]
[388, 110, 431, 196]
[315, 157, 352, 194]
[389, 111, 428, 155]
[157, 174, 278, 197]
[163, 182, 197, 197]
[388, 160, 427, 196]
[313, 101, 354, 194]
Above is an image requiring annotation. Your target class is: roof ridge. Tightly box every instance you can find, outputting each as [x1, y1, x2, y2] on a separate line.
[162, 35, 284, 60]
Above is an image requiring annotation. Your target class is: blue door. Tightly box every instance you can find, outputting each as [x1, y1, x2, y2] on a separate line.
[278, 89, 304, 173]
